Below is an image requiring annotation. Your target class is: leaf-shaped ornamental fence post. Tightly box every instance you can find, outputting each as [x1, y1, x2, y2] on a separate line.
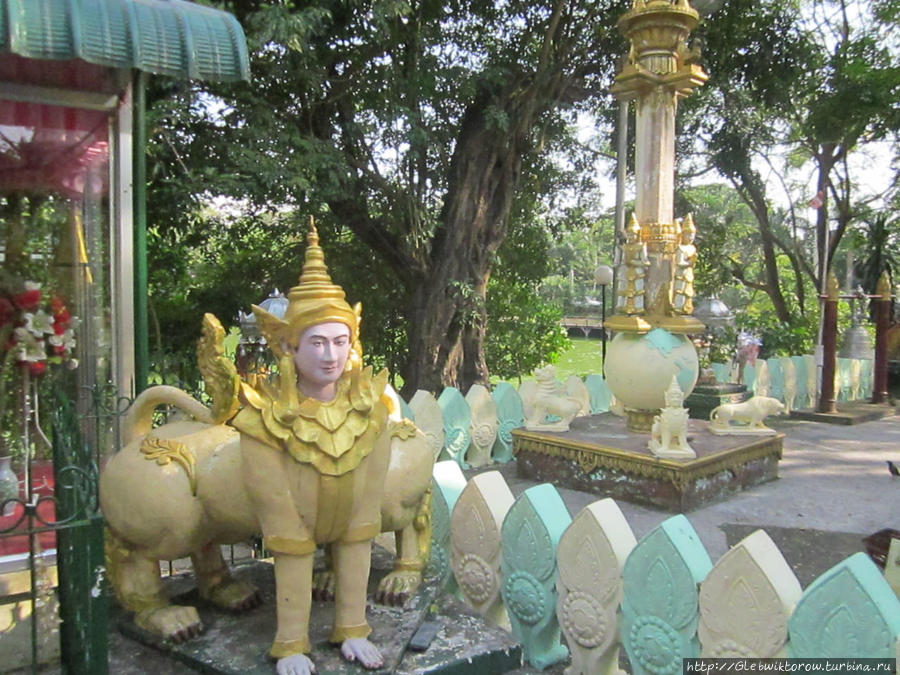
[450, 470, 514, 627]
[802, 355, 817, 408]
[408, 390, 445, 461]
[621, 514, 713, 675]
[790, 355, 808, 409]
[427, 477, 453, 587]
[710, 363, 731, 384]
[399, 394, 416, 423]
[500, 483, 572, 670]
[491, 382, 524, 464]
[766, 358, 785, 405]
[518, 379, 538, 422]
[787, 552, 900, 658]
[849, 358, 862, 401]
[564, 376, 591, 417]
[837, 358, 853, 402]
[860, 358, 874, 401]
[556, 498, 636, 675]
[781, 357, 797, 414]
[437, 387, 472, 469]
[432, 460, 468, 592]
[753, 360, 770, 397]
[743, 362, 757, 393]
[584, 374, 612, 414]
[465, 384, 498, 469]
[699, 529, 801, 658]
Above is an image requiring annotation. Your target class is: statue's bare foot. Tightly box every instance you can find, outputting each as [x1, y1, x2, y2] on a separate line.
[341, 637, 383, 669]
[135, 605, 203, 642]
[202, 578, 261, 612]
[375, 569, 422, 606]
[311, 570, 335, 601]
[276, 653, 316, 675]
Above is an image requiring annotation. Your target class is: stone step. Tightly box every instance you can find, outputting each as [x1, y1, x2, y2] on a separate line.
[113, 548, 520, 674]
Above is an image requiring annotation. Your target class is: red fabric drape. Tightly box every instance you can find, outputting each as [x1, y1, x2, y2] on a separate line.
[0, 100, 110, 198]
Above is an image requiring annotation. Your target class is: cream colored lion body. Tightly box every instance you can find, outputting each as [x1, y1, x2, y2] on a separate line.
[100, 385, 433, 641]
[523, 365, 582, 431]
[710, 396, 785, 430]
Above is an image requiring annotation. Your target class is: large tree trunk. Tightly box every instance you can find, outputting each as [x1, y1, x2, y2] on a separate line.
[731, 172, 792, 323]
[401, 94, 525, 397]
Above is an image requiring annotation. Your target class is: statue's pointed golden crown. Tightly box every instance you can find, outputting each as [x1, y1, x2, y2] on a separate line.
[252, 219, 359, 357]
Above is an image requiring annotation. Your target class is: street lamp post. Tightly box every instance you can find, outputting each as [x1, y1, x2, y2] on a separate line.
[595, 264, 615, 366]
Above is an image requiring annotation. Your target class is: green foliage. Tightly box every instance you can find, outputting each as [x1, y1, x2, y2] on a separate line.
[541, 210, 616, 315]
[486, 211, 571, 381]
[143, 0, 628, 391]
[486, 280, 570, 381]
[734, 310, 818, 358]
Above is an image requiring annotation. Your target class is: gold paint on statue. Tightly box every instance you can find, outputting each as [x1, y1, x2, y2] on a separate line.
[513, 428, 783, 492]
[642, 221, 680, 254]
[390, 418, 419, 440]
[251, 218, 362, 361]
[100, 217, 436, 674]
[197, 313, 241, 424]
[232, 364, 388, 477]
[139, 436, 198, 496]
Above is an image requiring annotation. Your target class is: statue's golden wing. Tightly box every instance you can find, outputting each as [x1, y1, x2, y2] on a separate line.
[197, 313, 241, 424]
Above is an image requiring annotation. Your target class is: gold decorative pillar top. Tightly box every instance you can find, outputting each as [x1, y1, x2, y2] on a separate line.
[606, 0, 706, 336]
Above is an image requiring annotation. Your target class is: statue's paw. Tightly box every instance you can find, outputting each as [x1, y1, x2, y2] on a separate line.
[135, 605, 203, 642]
[311, 570, 335, 602]
[276, 653, 316, 675]
[341, 637, 384, 670]
[204, 579, 261, 612]
[375, 569, 422, 606]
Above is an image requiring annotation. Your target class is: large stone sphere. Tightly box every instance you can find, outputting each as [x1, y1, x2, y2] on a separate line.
[604, 328, 699, 411]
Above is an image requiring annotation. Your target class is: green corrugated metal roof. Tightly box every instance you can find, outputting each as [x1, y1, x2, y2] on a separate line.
[0, 0, 249, 81]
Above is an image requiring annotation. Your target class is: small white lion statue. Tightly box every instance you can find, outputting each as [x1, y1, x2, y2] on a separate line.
[709, 395, 785, 435]
[523, 365, 582, 432]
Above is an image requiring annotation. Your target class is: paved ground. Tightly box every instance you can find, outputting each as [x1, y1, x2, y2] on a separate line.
[29, 407, 900, 673]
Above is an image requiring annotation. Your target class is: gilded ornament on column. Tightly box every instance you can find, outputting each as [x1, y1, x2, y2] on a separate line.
[616, 215, 650, 316]
[672, 213, 697, 315]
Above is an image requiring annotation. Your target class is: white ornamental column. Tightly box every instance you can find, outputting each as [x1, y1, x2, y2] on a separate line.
[604, 0, 709, 431]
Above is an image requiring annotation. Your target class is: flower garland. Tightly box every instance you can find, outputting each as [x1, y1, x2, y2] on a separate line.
[0, 282, 78, 376]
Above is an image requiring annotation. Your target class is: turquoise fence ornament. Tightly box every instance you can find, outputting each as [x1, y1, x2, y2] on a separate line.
[501, 483, 572, 669]
[788, 552, 900, 658]
[621, 514, 712, 675]
[438, 387, 472, 469]
[492, 382, 524, 463]
[584, 374, 612, 413]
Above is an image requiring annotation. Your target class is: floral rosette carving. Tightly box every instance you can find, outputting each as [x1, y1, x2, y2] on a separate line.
[471, 422, 495, 449]
[428, 544, 450, 580]
[498, 419, 518, 445]
[559, 590, 613, 649]
[457, 553, 496, 604]
[627, 614, 682, 675]
[503, 570, 546, 625]
[424, 430, 443, 458]
[445, 427, 470, 457]
[708, 639, 756, 657]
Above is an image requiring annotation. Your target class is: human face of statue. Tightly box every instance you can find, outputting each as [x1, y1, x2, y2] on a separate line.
[292, 322, 352, 399]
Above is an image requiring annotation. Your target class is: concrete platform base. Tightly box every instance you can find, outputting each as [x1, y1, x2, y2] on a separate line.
[112, 547, 521, 674]
[790, 401, 897, 425]
[513, 413, 783, 512]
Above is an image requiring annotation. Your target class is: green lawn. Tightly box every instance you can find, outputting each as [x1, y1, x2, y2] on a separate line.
[495, 337, 605, 385]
